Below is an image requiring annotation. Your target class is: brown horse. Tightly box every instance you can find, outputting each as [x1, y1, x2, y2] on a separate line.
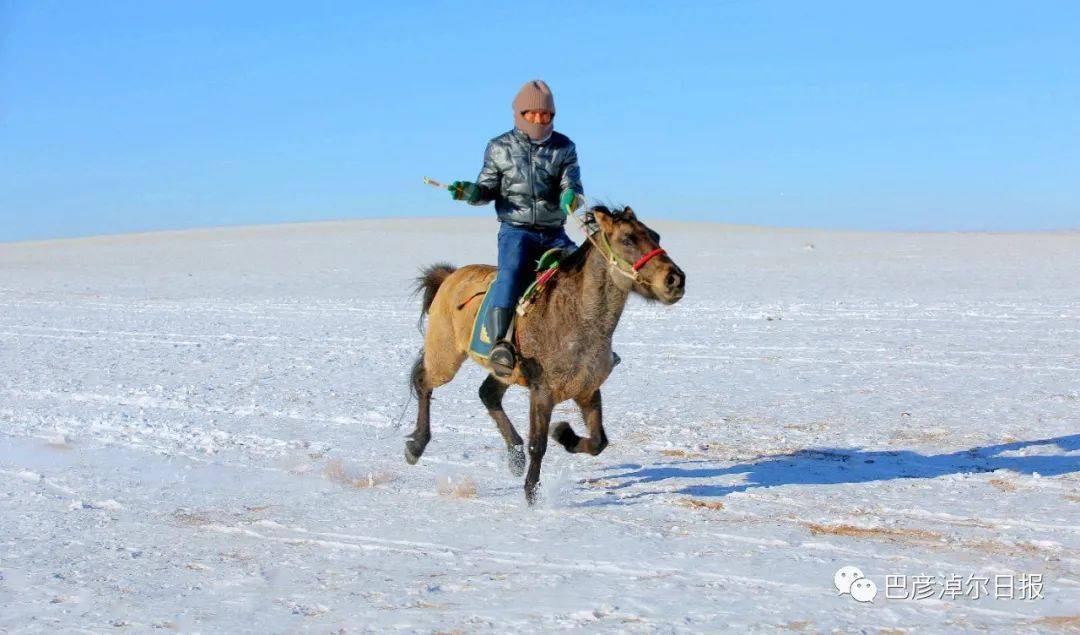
[407, 206, 686, 504]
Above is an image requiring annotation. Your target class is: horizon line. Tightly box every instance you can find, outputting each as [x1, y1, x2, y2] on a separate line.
[3, 214, 1078, 247]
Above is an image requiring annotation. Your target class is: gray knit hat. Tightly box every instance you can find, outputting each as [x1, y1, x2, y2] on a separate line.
[513, 79, 555, 141]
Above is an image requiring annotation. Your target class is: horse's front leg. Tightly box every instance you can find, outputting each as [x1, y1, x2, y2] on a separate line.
[479, 375, 525, 477]
[524, 385, 554, 505]
[552, 389, 608, 456]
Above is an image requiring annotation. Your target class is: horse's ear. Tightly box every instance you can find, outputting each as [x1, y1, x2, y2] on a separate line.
[622, 206, 636, 220]
[590, 206, 616, 233]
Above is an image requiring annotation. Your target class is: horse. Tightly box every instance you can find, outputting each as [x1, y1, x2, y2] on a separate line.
[406, 205, 686, 504]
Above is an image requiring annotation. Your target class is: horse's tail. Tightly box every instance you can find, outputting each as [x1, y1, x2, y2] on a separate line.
[409, 349, 426, 399]
[413, 262, 457, 317]
[409, 263, 456, 398]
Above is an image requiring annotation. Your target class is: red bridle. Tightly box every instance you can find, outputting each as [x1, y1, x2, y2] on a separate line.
[631, 247, 667, 272]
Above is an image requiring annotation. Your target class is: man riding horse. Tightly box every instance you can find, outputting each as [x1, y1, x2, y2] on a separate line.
[415, 80, 686, 504]
[447, 79, 592, 378]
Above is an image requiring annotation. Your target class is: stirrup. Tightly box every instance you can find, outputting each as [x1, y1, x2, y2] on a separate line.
[490, 342, 516, 377]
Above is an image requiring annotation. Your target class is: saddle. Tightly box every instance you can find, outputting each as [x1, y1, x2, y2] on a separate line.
[468, 248, 567, 359]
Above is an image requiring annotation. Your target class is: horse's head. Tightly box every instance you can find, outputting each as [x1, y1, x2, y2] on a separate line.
[589, 205, 686, 304]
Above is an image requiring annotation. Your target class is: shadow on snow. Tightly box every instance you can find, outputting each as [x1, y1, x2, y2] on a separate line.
[589, 434, 1080, 502]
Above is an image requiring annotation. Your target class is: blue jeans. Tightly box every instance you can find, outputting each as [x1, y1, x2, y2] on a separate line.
[489, 222, 577, 309]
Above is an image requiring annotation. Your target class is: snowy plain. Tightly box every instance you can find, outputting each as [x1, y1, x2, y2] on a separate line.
[0, 217, 1077, 633]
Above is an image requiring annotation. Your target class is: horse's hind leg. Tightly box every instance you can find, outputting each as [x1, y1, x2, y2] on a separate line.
[479, 375, 526, 477]
[405, 346, 465, 465]
[552, 389, 608, 456]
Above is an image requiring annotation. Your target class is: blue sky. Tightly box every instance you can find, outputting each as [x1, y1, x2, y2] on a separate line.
[1, 1, 1078, 242]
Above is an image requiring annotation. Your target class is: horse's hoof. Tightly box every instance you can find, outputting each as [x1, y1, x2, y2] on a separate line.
[404, 439, 424, 465]
[524, 482, 541, 506]
[551, 421, 578, 452]
[508, 444, 525, 477]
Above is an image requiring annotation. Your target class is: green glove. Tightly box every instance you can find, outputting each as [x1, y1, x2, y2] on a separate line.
[449, 180, 481, 203]
[560, 189, 582, 215]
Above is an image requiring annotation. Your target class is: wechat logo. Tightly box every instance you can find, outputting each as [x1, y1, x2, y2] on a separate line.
[835, 566, 877, 603]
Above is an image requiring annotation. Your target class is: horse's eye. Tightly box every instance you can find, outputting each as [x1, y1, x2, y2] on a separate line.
[620, 236, 634, 247]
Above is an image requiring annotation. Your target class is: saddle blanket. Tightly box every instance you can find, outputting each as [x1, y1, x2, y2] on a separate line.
[468, 280, 501, 359]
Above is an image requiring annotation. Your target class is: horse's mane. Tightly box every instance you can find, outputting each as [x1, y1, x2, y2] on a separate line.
[591, 204, 632, 221]
[561, 204, 630, 274]
[561, 236, 594, 273]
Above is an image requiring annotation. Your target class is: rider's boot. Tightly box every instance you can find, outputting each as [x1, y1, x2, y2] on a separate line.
[488, 307, 516, 378]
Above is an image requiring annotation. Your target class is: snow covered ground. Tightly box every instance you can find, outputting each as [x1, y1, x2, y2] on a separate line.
[1, 217, 1077, 632]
